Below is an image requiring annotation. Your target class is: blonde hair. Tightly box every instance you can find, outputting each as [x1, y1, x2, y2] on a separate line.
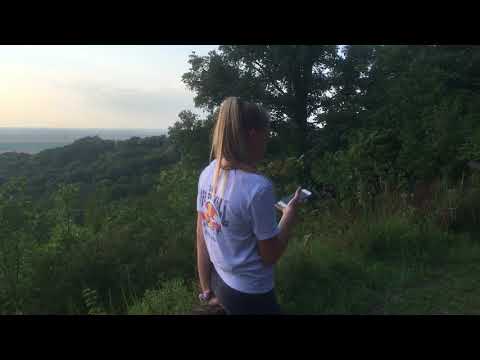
[210, 97, 269, 198]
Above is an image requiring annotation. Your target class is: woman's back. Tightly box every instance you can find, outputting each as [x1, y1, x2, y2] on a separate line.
[197, 160, 280, 294]
[195, 97, 301, 314]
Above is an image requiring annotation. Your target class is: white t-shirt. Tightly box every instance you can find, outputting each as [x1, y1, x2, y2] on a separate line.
[197, 160, 280, 294]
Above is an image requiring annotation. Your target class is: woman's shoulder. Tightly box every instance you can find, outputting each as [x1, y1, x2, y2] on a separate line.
[242, 171, 274, 192]
[240, 172, 276, 207]
[199, 160, 216, 179]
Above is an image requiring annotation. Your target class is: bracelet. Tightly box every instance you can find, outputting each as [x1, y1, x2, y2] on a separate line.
[198, 290, 212, 302]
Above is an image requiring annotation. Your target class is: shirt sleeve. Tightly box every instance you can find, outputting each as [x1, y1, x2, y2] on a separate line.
[197, 181, 203, 212]
[197, 171, 204, 212]
[250, 183, 280, 241]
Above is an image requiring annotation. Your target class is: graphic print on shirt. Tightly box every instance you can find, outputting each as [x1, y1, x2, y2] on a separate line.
[199, 185, 229, 239]
[202, 200, 221, 232]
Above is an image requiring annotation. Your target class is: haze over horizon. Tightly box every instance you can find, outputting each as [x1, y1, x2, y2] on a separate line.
[0, 45, 218, 130]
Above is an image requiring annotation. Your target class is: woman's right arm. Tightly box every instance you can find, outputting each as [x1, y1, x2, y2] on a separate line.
[196, 212, 211, 293]
[257, 187, 301, 266]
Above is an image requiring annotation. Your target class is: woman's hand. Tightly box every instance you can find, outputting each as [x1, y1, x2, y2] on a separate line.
[282, 187, 302, 221]
[257, 187, 303, 266]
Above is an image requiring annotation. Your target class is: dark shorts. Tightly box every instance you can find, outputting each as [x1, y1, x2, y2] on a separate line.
[210, 266, 282, 315]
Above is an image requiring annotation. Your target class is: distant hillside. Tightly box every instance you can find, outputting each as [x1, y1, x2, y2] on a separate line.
[0, 127, 167, 154]
[0, 135, 178, 204]
[0, 142, 70, 154]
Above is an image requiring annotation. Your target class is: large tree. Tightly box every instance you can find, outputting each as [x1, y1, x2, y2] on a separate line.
[168, 110, 213, 166]
[314, 45, 377, 152]
[182, 45, 339, 156]
[356, 45, 480, 181]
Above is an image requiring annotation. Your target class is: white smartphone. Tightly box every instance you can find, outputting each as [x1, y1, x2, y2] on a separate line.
[276, 188, 312, 210]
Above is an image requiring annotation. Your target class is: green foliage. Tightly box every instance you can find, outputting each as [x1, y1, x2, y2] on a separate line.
[259, 156, 305, 196]
[360, 45, 480, 182]
[0, 134, 177, 204]
[0, 178, 36, 314]
[182, 45, 341, 155]
[359, 217, 451, 265]
[459, 127, 480, 162]
[128, 278, 196, 315]
[274, 190, 476, 314]
[168, 110, 213, 166]
[311, 129, 403, 206]
[82, 288, 106, 315]
[2, 45, 480, 314]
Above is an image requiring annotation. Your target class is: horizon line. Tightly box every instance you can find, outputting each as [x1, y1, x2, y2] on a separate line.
[0, 126, 167, 131]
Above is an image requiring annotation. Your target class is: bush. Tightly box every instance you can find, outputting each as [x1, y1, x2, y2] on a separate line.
[357, 215, 452, 266]
[128, 278, 196, 315]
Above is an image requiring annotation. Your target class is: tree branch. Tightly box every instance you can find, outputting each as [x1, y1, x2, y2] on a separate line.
[251, 60, 287, 97]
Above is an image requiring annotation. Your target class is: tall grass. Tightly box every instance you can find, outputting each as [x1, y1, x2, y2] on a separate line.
[3, 164, 479, 314]
[272, 176, 480, 314]
[127, 174, 480, 315]
[128, 278, 197, 315]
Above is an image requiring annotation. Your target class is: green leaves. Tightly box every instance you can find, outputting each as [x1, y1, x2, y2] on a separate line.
[128, 278, 196, 315]
[167, 110, 213, 166]
[2, 45, 480, 315]
[182, 45, 340, 155]
[459, 127, 480, 162]
[0, 178, 37, 313]
[82, 288, 105, 315]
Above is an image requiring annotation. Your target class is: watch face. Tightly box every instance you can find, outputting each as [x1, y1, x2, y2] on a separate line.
[199, 291, 211, 302]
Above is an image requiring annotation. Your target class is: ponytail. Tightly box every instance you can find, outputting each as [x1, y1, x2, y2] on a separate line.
[209, 97, 269, 199]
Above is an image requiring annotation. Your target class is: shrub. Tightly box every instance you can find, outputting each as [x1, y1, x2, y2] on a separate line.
[128, 278, 196, 315]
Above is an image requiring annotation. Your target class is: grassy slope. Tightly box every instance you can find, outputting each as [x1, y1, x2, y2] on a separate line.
[275, 228, 480, 315]
[378, 254, 480, 315]
[125, 174, 480, 316]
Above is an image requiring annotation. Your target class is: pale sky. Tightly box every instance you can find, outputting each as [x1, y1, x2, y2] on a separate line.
[0, 45, 218, 129]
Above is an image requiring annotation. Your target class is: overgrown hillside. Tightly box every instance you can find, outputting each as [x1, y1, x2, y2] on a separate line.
[1, 45, 480, 314]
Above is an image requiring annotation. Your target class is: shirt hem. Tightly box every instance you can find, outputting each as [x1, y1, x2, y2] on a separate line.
[213, 264, 274, 294]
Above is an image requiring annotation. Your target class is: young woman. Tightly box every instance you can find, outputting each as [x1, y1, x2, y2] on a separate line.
[196, 97, 301, 315]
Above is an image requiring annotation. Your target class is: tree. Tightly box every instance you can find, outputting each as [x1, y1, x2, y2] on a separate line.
[313, 45, 377, 153]
[0, 178, 36, 313]
[356, 45, 480, 181]
[168, 110, 213, 166]
[182, 45, 339, 156]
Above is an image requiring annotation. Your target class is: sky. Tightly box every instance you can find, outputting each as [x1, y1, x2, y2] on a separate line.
[0, 45, 218, 130]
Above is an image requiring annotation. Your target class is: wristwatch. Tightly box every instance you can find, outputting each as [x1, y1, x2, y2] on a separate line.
[198, 290, 212, 303]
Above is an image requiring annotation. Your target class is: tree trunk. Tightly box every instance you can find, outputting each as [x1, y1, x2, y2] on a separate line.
[292, 46, 314, 185]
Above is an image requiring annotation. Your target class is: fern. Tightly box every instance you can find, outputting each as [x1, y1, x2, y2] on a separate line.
[82, 288, 105, 315]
